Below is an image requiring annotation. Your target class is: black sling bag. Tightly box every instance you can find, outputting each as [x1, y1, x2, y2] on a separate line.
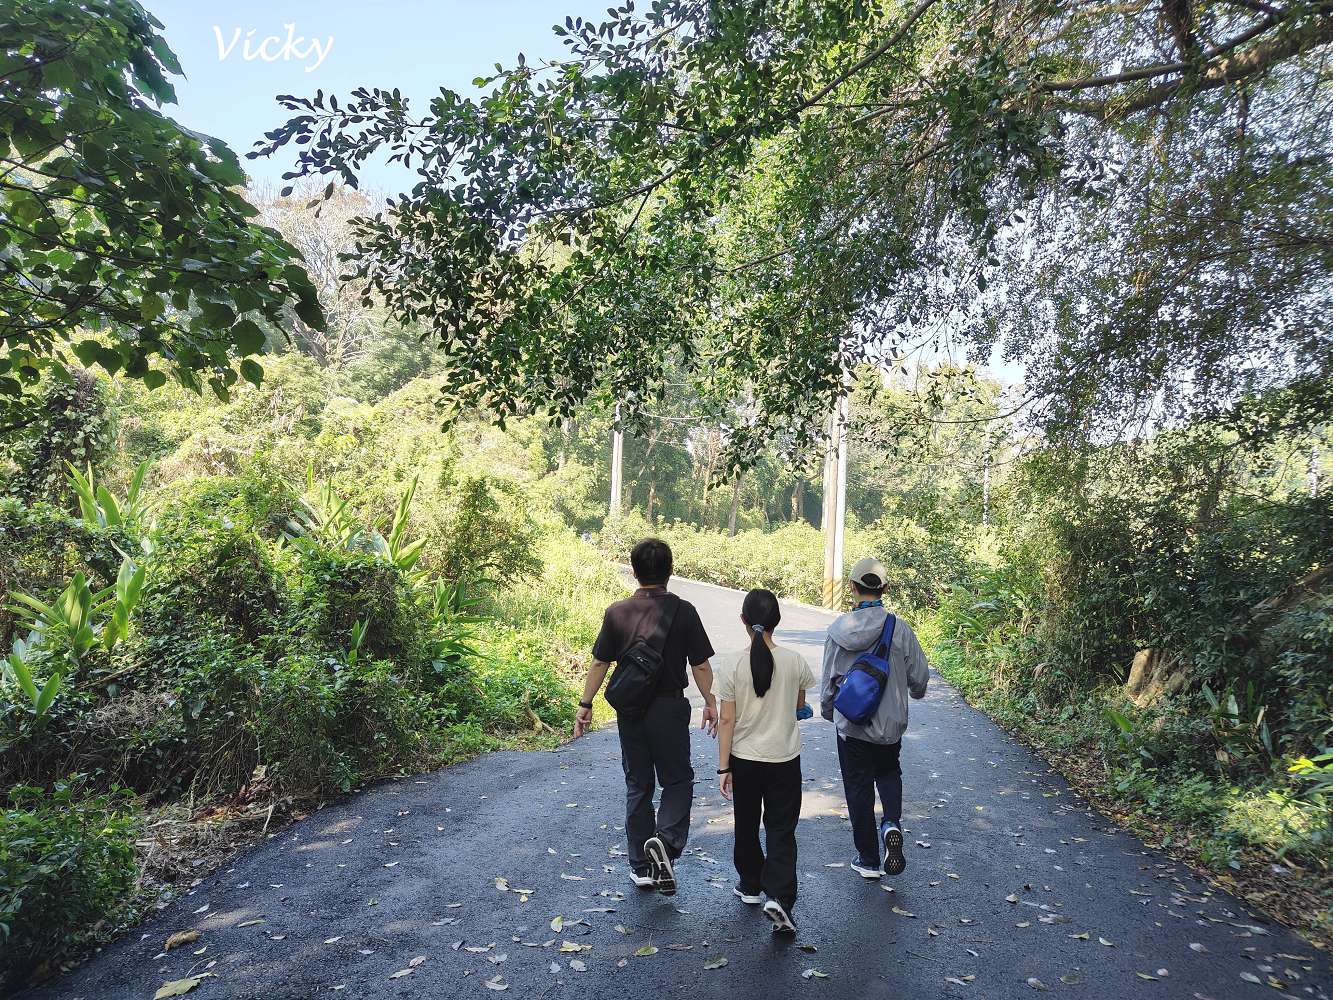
[604, 595, 680, 721]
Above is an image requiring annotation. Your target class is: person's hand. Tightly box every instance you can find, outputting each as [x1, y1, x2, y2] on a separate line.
[572, 705, 593, 739]
[720, 771, 733, 801]
[701, 702, 718, 738]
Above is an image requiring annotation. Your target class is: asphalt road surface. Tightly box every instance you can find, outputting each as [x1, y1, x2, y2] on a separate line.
[26, 578, 1331, 1000]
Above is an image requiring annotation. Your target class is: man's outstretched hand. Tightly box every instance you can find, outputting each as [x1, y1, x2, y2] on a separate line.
[572, 705, 593, 739]
[701, 703, 718, 738]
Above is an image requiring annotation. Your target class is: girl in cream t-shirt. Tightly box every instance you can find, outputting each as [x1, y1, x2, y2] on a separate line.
[716, 588, 817, 934]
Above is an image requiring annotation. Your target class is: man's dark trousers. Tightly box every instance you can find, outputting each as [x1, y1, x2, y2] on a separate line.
[836, 734, 902, 866]
[731, 754, 802, 911]
[619, 694, 694, 872]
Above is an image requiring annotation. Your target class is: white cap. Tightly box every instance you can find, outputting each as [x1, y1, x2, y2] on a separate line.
[848, 556, 887, 590]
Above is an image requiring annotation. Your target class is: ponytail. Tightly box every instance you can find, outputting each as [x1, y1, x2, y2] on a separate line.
[741, 589, 781, 697]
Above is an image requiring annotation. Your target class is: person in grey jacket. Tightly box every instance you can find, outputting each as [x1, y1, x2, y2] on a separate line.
[820, 557, 930, 878]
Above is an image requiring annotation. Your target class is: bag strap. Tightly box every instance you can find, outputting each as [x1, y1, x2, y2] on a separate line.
[873, 613, 897, 659]
[644, 594, 680, 654]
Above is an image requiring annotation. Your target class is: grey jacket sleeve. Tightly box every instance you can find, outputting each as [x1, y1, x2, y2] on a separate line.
[819, 636, 838, 721]
[902, 623, 930, 700]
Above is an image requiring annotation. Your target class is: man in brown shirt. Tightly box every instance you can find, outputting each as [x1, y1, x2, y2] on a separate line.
[572, 538, 717, 896]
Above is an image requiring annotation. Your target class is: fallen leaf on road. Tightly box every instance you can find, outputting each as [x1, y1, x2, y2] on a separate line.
[891, 906, 916, 918]
[487, 954, 507, 965]
[164, 931, 199, 951]
[483, 976, 509, 991]
[237, 919, 265, 928]
[192, 904, 209, 914]
[1098, 937, 1114, 947]
[1135, 972, 1159, 981]
[560, 941, 591, 953]
[569, 959, 587, 972]
[945, 975, 975, 986]
[928, 928, 939, 937]
[613, 925, 631, 935]
[324, 936, 342, 944]
[561, 874, 586, 881]
[388, 969, 413, 979]
[465, 944, 497, 953]
[409, 956, 427, 968]
[549, 962, 562, 974]
[1069, 932, 1089, 940]
[550, 916, 564, 932]
[1025, 978, 1047, 991]
[154, 979, 203, 999]
[635, 945, 659, 957]
[1240, 972, 1262, 984]
[1189, 943, 1208, 954]
[802, 968, 829, 979]
[1005, 894, 1019, 904]
[704, 956, 728, 969]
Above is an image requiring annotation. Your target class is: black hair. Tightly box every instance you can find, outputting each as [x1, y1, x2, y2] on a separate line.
[851, 578, 885, 599]
[630, 537, 673, 585]
[741, 588, 781, 697]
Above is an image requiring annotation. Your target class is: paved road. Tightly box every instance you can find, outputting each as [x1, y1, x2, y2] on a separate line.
[26, 579, 1330, 1000]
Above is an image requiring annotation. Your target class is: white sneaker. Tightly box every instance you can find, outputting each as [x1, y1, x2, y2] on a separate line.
[733, 885, 762, 905]
[630, 868, 656, 889]
[850, 858, 882, 879]
[762, 898, 797, 934]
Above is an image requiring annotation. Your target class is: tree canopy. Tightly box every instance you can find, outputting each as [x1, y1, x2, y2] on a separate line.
[258, 0, 1331, 457]
[0, 0, 325, 431]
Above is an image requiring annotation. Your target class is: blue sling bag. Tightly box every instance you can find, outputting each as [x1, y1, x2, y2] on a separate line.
[832, 613, 896, 725]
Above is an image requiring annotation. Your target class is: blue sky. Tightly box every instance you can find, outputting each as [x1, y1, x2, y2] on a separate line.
[150, 1, 601, 189]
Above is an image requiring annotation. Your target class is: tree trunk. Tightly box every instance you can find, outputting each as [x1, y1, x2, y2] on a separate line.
[728, 477, 741, 536]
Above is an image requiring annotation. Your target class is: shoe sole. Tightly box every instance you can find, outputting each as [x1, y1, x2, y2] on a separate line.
[851, 863, 882, 879]
[762, 900, 797, 934]
[733, 887, 761, 905]
[645, 837, 676, 896]
[882, 827, 906, 876]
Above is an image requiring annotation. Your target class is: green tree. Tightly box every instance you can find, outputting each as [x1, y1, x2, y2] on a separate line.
[0, 0, 325, 431]
[257, 1, 1331, 461]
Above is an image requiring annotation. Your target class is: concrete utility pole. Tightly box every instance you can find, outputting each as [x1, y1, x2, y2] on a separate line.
[609, 403, 624, 519]
[821, 391, 849, 610]
[982, 429, 992, 527]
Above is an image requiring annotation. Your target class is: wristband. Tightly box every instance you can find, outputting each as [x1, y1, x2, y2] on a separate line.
[578, 701, 593, 710]
[717, 768, 731, 774]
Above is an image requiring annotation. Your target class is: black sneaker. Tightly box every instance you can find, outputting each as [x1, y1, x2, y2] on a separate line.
[881, 820, 906, 876]
[733, 884, 761, 905]
[644, 836, 676, 896]
[762, 898, 797, 934]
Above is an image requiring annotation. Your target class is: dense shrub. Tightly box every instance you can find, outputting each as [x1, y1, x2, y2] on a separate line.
[0, 498, 130, 645]
[0, 781, 137, 992]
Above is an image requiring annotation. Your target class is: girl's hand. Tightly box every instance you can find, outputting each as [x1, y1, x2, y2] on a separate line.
[720, 772, 733, 800]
